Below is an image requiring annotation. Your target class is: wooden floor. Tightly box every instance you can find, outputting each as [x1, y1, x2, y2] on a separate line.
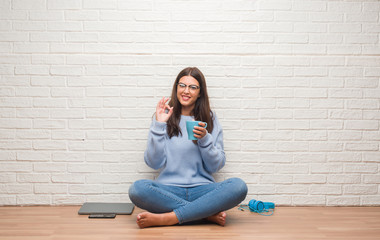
[0, 206, 379, 240]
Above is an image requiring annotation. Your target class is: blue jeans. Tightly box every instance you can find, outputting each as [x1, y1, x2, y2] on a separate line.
[128, 178, 248, 224]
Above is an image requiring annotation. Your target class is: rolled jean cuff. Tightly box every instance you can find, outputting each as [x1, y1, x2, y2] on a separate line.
[173, 208, 184, 224]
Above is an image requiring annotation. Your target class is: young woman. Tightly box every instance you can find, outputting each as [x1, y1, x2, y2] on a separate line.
[128, 67, 247, 228]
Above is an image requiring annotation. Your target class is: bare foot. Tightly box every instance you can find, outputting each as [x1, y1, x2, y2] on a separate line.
[136, 212, 179, 228]
[206, 212, 226, 226]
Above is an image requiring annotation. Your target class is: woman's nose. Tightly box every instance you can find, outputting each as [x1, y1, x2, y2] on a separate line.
[183, 86, 190, 93]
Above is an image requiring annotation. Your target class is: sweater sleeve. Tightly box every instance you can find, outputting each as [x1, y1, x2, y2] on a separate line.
[143, 117, 167, 170]
[197, 114, 226, 173]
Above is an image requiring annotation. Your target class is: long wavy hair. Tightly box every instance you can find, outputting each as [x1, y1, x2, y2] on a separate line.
[167, 67, 214, 139]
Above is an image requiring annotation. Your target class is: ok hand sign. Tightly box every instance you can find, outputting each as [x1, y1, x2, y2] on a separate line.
[156, 97, 173, 123]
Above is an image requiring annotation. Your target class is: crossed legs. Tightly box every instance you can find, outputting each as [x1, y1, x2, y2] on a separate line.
[128, 178, 247, 228]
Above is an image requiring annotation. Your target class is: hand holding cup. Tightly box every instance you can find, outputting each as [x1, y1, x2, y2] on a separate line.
[186, 121, 207, 140]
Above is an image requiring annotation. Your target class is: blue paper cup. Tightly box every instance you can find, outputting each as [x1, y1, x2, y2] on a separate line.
[186, 121, 207, 140]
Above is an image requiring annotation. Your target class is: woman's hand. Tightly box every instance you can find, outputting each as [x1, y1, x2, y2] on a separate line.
[193, 122, 207, 139]
[156, 97, 173, 122]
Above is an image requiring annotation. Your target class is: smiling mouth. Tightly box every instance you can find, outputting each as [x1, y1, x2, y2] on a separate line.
[182, 95, 191, 101]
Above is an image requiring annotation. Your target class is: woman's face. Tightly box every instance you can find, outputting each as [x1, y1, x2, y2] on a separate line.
[176, 75, 200, 113]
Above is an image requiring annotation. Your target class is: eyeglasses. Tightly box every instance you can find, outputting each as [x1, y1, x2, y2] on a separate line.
[177, 82, 200, 92]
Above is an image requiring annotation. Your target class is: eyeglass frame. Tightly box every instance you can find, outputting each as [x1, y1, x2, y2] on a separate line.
[177, 82, 200, 92]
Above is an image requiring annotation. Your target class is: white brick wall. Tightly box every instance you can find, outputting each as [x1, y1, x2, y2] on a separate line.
[0, 0, 379, 206]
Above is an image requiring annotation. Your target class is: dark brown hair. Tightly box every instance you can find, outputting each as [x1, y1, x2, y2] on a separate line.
[167, 67, 214, 139]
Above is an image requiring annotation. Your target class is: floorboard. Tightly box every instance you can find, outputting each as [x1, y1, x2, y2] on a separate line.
[0, 206, 379, 240]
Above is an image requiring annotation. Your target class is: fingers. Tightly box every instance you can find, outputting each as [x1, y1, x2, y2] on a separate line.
[193, 126, 207, 139]
[157, 97, 171, 110]
[156, 97, 173, 122]
[156, 96, 165, 110]
[167, 106, 174, 118]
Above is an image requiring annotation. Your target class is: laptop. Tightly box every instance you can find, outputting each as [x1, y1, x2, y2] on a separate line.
[78, 202, 135, 215]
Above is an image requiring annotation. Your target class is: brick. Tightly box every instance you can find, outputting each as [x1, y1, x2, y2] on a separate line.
[275, 57, 310, 66]
[247, 184, 275, 195]
[33, 140, 67, 150]
[275, 164, 309, 174]
[327, 45, 361, 55]
[17, 109, 50, 118]
[277, 99, 309, 109]
[15, 87, 49, 97]
[311, 163, 343, 173]
[328, 2, 361, 13]
[363, 175, 380, 184]
[293, 196, 326, 206]
[278, 121, 309, 130]
[0, 119, 31, 128]
[294, 110, 327, 119]
[259, 109, 293, 119]
[260, 153, 293, 163]
[51, 109, 84, 119]
[14, 43, 49, 53]
[361, 196, 380, 206]
[15, 66, 49, 75]
[12, 0, 46, 10]
[17, 173, 50, 183]
[31, 76, 66, 87]
[33, 120, 66, 129]
[278, 142, 309, 152]
[16, 130, 50, 140]
[0, 163, 32, 172]
[17, 152, 50, 161]
[327, 175, 361, 184]
[344, 163, 378, 174]
[242, 120, 275, 130]
[85, 152, 120, 162]
[103, 163, 138, 173]
[33, 98, 67, 108]
[344, 185, 378, 195]
[68, 141, 103, 151]
[0, 174, 16, 183]
[345, 143, 378, 151]
[294, 131, 327, 141]
[87, 109, 120, 118]
[329, 89, 362, 98]
[52, 174, 85, 183]
[52, 131, 85, 140]
[345, 120, 378, 130]
[69, 185, 102, 194]
[0, 196, 16, 205]
[327, 153, 361, 162]
[295, 89, 327, 98]
[258, 0, 292, 10]
[294, 153, 326, 163]
[241, 34, 274, 43]
[0, 141, 31, 150]
[260, 131, 293, 140]
[329, 110, 361, 120]
[32, 55, 64, 64]
[86, 174, 121, 184]
[363, 153, 380, 162]
[68, 99, 102, 108]
[294, 175, 326, 184]
[52, 152, 84, 162]
[276, 185, 309, 194]
[0, 184, 32, 194]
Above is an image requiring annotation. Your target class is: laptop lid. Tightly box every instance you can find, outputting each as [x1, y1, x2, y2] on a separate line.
[78, 202, 135, 215]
